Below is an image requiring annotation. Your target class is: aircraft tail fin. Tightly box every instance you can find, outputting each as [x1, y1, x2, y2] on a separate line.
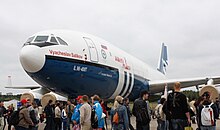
[157, 43, 168, 75]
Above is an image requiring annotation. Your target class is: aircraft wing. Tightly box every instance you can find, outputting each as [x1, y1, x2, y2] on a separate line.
[5, 85, 41, 90]
[149, 76, 220, 93]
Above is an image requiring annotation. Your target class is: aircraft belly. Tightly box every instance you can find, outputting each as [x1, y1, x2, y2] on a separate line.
[27, 55, 119, 98]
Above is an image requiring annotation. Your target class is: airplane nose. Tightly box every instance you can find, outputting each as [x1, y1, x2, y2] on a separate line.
[20, 45, 45, 73]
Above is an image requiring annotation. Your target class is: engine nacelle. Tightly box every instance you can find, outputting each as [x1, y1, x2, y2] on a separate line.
[199, 85, 219, 101]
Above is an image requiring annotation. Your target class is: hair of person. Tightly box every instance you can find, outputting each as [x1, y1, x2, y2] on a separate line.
[160, 98, 166, 104]
[93, 95, 100, 101]
[174, 82, 181, 89]
[123, 97, 129, 102]
[115, 96, 123, 103]
[113, 96, 123, 110]
[82, 95, 89, 102]
[32, 101, 37, 106]
[140, 90, 149, 98]
[99, 99, 103, 103]
[194, 96, 204, 107]
[56, 102, 60, 106]
[48, 100, 53, 104]
[202, 91, 210, 97]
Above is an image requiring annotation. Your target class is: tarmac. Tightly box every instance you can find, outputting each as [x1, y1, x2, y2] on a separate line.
[6, 116, 220, 130]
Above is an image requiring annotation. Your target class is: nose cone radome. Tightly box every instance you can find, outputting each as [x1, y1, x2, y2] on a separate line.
[20, 45, 45, 73]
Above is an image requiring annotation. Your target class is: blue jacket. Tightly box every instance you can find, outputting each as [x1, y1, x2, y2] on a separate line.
[93, 101, 104, 128]
[71, 104, 82, 124]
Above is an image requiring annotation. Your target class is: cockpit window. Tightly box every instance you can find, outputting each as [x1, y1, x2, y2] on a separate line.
[50, 37, 58, 43]
[23, 35, 68, 47]
[34, 36, 49, 42]
[57, 37, 68, 45]
[26, 36, 35, 43]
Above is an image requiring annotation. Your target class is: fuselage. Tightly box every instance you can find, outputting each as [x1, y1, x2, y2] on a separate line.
[20, 30, 166, 99]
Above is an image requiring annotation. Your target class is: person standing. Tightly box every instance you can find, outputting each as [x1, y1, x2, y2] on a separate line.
[44, 100, 55, 130]
[111, 96, 129, 130]
[91, 95, 105, 129]
[189, 98, 196, 124]
[61, 106, 68, 130]
[16, 99, 34, 130]
[66, 100, 75, 130]
[100, 99, 108, 130]
[80, 95, 92, 130]
[155, 98, 166, 130]
[167, 82, 190, 130]
[198, 91, 219, 130]
[123, 98, 134, 130]
[0, 101, 6, 130]
[55, 102, 62, 130]
[29, 102, 39, 130]
[6, 104, 14, 130]
[132, 90, 151, 130]
[38, 105, 44, 123]
[72, 96, 83, 128]
[214, 98, 220, 118]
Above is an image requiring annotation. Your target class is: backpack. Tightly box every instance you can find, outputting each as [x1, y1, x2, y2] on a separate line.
[171, 92, 181, 108]
[91, 108, 98, 129]
[201, 103, 214, 126]
[30, 109, 38, 124]
[154, 104, 162, 119]
[112, 109, 119, 124]
[8, 108, 23, 126]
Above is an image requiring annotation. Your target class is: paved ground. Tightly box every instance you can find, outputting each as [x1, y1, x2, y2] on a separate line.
[7, 116, 220, 130]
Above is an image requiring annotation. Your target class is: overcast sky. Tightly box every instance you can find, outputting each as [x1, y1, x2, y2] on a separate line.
[0, 1, 220, 94]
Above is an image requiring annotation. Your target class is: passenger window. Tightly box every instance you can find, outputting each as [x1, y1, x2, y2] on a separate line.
[50, 37, 58, 44]
[57, 37, 68, 45]
[34, 36, 48, 42]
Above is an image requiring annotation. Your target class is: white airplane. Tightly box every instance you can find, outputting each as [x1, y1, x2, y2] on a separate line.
[8, 30, 220, 100]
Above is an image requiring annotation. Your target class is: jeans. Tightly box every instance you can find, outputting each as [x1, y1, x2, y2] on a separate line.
[157, 119, 167, 130]
[136, 122, 150, 130]
[200, 126, 216, 130]
[171, 119, 188, 130]
[62, 119, 67, 130]
[67, 117, 71, 130]
[15, 126, 29, 130]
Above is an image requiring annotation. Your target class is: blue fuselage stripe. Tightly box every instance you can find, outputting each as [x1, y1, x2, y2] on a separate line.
[119, 71, 127, 96]
[122, 73, 132, 97]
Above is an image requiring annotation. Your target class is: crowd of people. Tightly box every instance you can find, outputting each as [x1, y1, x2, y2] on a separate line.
[154, 82, 220, 130]
[0, 82, 219, 130]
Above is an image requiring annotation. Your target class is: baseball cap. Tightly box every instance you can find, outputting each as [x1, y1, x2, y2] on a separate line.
[76, 95, 83, 101]
[21, 99, 27, 104]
